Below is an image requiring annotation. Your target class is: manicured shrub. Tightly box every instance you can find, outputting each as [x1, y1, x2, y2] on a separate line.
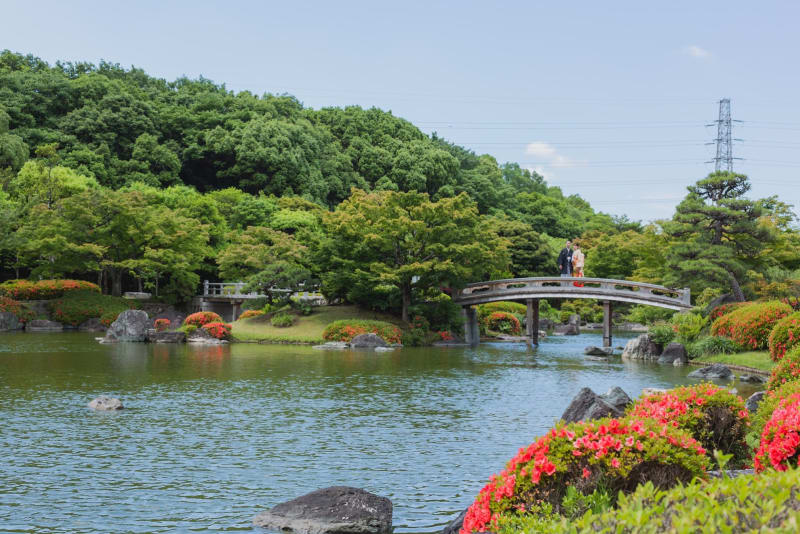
[685, 335, 741, 359]
[768, 312, 800, 362]
[501, 467, 800, 534]
[239, 309, 265, 320]
[0, 296, 35, 323]
[767, 346, 800, 391]
[484, 311, 521, 335]
[270, 312, 294, 327]
[322, 320, 403, 344]
[48, 291, 137, 326]
[669, 312, 706, 343]
[201, 322, 232, 340]
[747, 380, 800, 451]
[154, 318, 171, 332]
[708, 301, 746, 322]
[647, 322, 675, 345]
[477, 301, 526, 317]
[460, 416, 709, 533]
[184, 311, 223, 328]
[0, 279, 101, 300]
[626, 383, 750, 468]
[710, 301, 792, 350]
[754, 393, 800, 472]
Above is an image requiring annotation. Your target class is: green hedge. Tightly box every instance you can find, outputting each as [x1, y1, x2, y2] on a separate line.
[47, 291, 137, 326]
[322, 320, 402, 343]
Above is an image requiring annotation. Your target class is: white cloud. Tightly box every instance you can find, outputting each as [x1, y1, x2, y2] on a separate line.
[525, 141, 573, 168]
[684, 45, 712, 59]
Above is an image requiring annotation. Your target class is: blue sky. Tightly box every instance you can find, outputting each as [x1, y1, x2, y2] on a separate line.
[4, 0, 800, 222]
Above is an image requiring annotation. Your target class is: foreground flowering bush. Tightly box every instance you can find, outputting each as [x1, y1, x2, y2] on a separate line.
[711, 301, 792, 350]
[0, 279, 100, 300]
[767, 346, 800, 391]
[0, 296, 35, 323]
[460, 417, 709, 533]
[754, 393, 800, 472]
[238, 309, 265, 320]
[183, 311, 224, 327]
[748, 380, 800, 450]
[626, 383, 750, 468]
[708, 302, 746, 322]
[202, 322, 232, 340]
[483, 311, 522, 335]
[768, 312, 800, 362]
[322, 320, 402, 343]
[154, 318, 171, 332]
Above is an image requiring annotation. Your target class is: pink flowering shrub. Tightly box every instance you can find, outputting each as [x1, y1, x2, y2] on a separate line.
[201, 322, 232, 340]
[460, 416, 709, 533]
[626, 383, 750, 468]
[754, 393, 800, 472]
[184, 311, 223, 328]
[154, 318, 171, 332]
[711, 301, 792, 350]
[768, 312, 800, 362]
[767, 347, 800, 391]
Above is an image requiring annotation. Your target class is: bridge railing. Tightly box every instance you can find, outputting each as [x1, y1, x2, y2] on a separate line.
[454, 277, 690, 308]
[201, 281, 322, 300]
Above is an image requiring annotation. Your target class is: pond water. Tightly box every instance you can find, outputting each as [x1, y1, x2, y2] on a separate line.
[0, 331, 758, 533]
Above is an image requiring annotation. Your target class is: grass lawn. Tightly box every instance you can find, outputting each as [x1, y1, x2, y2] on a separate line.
[693, 351, 774, 373]
[231, 305, 404, 343]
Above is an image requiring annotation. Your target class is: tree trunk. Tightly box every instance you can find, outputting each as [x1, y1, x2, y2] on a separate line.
[728, 271, 745, 302]
[401, 283, 411, 323]
[111, 269, 123, 297]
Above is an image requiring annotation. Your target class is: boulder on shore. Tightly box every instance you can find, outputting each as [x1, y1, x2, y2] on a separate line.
[658, 342, 688, 365]
[621, 334, 661, 361]
[600, 386, 633, 412]
[561, 387, 625, 423]
[253, 486, 392, 534]
[746, 391, 765, 413]
[102, 310, 150, 342]
[687, 363, 733, 380]
[25, 319, 63, 332]
[187, 327, 227, 344]
[439, 509, 467, 534]
[312, 341, 349, 350]
[88, 396, 124, 411]
[0, 311, 22, 332]
[739, 374, 767, 384]
[584, 346, 614, 356]
[350, 333, 388, 348]
[146, 330, 186, 343]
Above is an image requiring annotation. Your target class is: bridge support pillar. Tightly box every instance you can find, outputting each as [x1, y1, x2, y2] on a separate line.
[526, 299, 539, 345]
[462, 306, 479, 346]
[602, 300, 613, 347]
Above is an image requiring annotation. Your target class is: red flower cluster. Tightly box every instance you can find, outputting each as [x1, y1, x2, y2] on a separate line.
[754, 393, 800, 472]
[0, 296, 35, 323]
[767, 347, 800, 391]
[460, 417, 709, 533]
[154, 318, 171, 332]
[768, 313, 800, 362]
[0, 279, 100, 300]
[484, 311, 521, 336]
[322, 320, 403, 343]
[202, 322, 232, 340]
[708, 302, 746, 322]
[184, 311, 224, 327]
[711, 301, 792, 350]
[438, 330, 454, 341]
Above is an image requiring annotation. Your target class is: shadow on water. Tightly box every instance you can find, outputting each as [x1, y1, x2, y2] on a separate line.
[0, 331, 759, 533]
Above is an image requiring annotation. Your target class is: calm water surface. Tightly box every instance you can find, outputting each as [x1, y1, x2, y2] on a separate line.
[0, 331, 755, 533]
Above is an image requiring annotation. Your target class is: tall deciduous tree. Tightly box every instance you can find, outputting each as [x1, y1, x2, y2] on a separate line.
[319, 189, 510, 322]
[663, 171, 772, 301]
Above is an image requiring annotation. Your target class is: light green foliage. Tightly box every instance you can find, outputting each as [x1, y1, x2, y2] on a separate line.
[625, 305, 674, 325]
[270, 312, 294, 328]
[670, 312, 706, 343]
[686, 335, 742, 359]
[648, 322, 676, 345]
[561, 299, 603, 323]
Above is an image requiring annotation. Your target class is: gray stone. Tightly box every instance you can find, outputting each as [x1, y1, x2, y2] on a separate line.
[253, 486, 392, 534]
[561, 387, 624, 423]
[0, 311, 22, 332]
[123, 291, 151, 299]
[78, 318, 107, 333]
[440, 509, 467, 534]
[25, 319, 63, 332]
[746, 391, 766, 413]
[585, 346, 614, 356]
[568, 313, 580, 325]
[146, 330, 186, 343]
[641, 387, 668, 397]
[739, 374, 767, 384]
[88, 396, 123, 411]
[313, 342, 349, 350]
[621, 334, 661, 361]
[599, 386, 632, 412]
[187, 327, 228, 344]
[350, 333, 388, 348]
[673, 359, 685, 367]
[707, 469, 755, 479]
[616, 322, 649, 333]
[658, 342, 688, 365]
[538, 318, 556, 331]
[554, 323, 580, 335]
[102, 310, 150, 342]
[373, 346, 395, 352]
[687, 363, 733, 380]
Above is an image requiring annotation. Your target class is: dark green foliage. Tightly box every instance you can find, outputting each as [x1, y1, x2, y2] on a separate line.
[47, 290, 137, 326]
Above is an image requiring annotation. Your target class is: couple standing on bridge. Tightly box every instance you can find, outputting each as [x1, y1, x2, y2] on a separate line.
[557, 240, 584, 287]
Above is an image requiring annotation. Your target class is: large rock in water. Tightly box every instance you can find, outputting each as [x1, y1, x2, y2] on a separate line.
[687, 363, 733, 380]
[253, 486, 392, 534]
[88, 396, 124, 410]
[585, 346, 614, 356]
[102, 310, 150, 342]
[25, 319, 63, 332]
[350, 333, 388, 348]
[658, 342, 688, 365]
[561, 387, 625, 423]
[0, 311, 21, 332]
[621, 334, 661, 361]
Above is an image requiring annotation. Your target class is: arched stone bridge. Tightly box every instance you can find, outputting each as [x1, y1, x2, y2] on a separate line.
[452, 277, 691, 347]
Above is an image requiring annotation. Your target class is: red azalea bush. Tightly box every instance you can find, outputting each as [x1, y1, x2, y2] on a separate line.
[184, 311, 224, 328]
[626, 383, 750, 468]
[708, 302, 746, 322]
[768, 312, 800, 362]
[202, 322, 232, 340]
[767, 347, 800, 391]
[484, 311, 522, 335]
[710, 301, 792, 350]
[322, 320, 403, 343]
[460, 416, 709, 533]
[748, 380, 800, 450]
[438, 330, 454, 341]
[0, 279, 101, 300]
[154, 318, 171, 332]
[0, 296, 35, 323]
[753, 393, 800, 472]
[239, 309, 265, 320]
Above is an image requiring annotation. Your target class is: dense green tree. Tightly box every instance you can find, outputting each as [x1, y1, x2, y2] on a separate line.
[491, 217, 557, 277]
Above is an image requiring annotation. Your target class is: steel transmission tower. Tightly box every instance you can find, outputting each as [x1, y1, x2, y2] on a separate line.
[707, 98, 742, 171]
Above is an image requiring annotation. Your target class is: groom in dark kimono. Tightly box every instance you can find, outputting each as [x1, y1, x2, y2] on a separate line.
[557, 241, 572, 285]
